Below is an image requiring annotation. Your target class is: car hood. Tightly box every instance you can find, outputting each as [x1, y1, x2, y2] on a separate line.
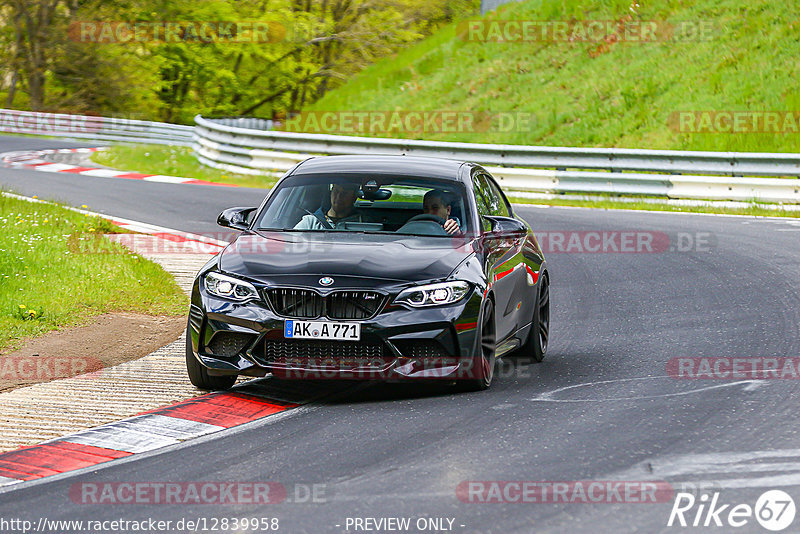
[218, 231, 473, 285]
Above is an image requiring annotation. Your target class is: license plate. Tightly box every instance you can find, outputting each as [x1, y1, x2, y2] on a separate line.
[284, 320, 361, 341]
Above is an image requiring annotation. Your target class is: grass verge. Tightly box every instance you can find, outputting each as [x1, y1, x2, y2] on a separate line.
[508, 195, 800, 218]
[0, 194, 187, 352]
[304, 0, 800, 152]
[91, 144, 278, 189]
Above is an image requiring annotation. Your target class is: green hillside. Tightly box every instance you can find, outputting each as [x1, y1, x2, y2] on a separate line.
[299, 0, 800, 152]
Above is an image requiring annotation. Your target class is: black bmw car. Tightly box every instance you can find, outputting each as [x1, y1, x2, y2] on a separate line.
[186, 155, 549, 391]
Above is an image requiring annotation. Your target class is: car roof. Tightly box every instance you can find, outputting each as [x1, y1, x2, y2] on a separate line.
[290, 155, 471, 181]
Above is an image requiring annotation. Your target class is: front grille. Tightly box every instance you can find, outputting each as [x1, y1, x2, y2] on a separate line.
[266, 288, 385, 320]
[267, 289, 323, 318]
[327, 291, 385, 319]
[258, 339, 387, 363]
[207, 332, 255, 358]
[393, 340, 451, 359]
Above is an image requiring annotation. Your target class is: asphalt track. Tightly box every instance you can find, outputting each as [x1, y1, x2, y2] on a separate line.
[1, 135, 800, 533]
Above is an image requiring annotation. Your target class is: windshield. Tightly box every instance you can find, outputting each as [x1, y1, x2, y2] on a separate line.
[254, 174, 472, 237]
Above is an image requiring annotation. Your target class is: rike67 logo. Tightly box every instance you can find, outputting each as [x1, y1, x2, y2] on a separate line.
[667, 490, 796, 531]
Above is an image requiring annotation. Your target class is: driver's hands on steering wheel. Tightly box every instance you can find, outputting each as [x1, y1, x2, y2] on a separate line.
[406, 213, 461, 235]
[442, 218, 460, 235]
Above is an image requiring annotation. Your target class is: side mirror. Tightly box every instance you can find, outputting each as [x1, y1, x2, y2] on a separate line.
[482, 215, 527, 237]
[217, 207, 257, 231]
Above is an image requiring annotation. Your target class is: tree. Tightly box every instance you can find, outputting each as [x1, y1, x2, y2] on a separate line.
[0, 0, 479, 120]
[6, 0, 65, 109]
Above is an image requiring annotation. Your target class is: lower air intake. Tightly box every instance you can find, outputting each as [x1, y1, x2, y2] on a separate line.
[207, 332, 255, 358]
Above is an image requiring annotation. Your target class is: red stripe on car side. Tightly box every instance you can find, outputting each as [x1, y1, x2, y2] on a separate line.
[525, 264, 540, 284]
[493, 267, 514, 282]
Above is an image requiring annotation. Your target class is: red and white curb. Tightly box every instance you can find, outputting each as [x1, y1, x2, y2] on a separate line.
[0, 383, 334, 487]
[1, 147, 236, 187]
[0, 193, 310, 488]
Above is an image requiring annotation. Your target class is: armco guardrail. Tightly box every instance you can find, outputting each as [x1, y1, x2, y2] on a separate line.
[1, 108, 796, 203]
[193, 115, 800, 203]
[205, 117, 276, 130]
[0, 108, 193, 146]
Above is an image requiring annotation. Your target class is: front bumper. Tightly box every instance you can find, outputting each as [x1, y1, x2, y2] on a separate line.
[188, 278, 484, 381]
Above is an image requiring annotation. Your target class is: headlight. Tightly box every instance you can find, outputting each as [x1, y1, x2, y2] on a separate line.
[204, 272, 259, 302]
[393, 281, 471, 308]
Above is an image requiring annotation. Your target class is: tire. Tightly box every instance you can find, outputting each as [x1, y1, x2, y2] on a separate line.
[185, 325, 237, 390]
[456, 299, 496, 391]
[517, 273, 549, 362]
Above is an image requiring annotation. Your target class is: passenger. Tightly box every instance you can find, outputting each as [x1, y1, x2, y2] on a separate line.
[422, 189, 462, 235]
[294, 183, 366, 229]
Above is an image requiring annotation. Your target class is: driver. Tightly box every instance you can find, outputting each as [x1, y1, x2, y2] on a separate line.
[294, 183, 366, 229]
[422, 189, 462, 235]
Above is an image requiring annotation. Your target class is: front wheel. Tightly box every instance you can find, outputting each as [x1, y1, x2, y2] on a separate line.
[185, 325, 237, 390]
[456, 299, 496, 391]
[517, 273, 549, 362]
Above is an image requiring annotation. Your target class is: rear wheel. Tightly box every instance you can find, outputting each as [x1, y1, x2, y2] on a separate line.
[457, 299, 496, 391]
[518, 273, 549, 362]
[185, 325, 237, 390]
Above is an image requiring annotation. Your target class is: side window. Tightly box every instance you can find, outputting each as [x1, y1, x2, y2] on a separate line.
[472, 173, 492, 214]
[485, 176, 511, 217]
[472, 173, 492, 231]
[474, 173, 510, 217]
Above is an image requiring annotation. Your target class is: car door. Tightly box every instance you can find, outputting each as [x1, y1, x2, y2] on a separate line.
[472, 171, 526, 342]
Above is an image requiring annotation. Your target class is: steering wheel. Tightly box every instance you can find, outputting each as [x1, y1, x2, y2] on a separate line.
[303, 208, 333, 229]
[406, 213, 446, 225]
